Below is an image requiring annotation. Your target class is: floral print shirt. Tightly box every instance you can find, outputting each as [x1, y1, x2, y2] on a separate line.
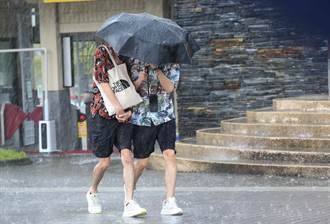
[127, 59, 180, 126]
[90, 44, 124, 119]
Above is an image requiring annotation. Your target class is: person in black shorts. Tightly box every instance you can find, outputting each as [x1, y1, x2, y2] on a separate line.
[86, 44, 146, 217]
[127, 58, 183, 216]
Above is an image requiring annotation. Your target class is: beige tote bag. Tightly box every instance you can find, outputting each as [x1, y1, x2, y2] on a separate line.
[93, 45, 142, 116]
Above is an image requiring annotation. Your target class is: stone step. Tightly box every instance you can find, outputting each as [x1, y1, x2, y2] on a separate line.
[148, 152, 330, 178]
[273, 95, 330, 112]
[175, 139, 330, 164]
[247, 110, 330, 124]
[221, 117, 330, 138]
[196, 129, 330, 152]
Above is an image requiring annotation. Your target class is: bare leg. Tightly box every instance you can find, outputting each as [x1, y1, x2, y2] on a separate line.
[133, 158, 149, 188]
[163, 149, 177, 199]
[89, 157, 111, 193]
[121, 149, 135, 203]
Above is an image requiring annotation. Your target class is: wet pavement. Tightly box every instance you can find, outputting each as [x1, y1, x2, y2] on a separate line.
[1, 155, 330, 224]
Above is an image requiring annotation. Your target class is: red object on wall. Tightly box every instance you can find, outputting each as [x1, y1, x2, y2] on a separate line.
[28, 107, 43, 123]
[4, 104, 27, 139]
[3, 104, 43, 140]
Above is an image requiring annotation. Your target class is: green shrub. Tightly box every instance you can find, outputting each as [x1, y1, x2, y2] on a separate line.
[0, 149, 27, 161]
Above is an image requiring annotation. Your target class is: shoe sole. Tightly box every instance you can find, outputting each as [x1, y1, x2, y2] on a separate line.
[123, 209, 147, 218]
[88, 210, 102, 214]
[161, 211, 183, 216]
[88, 207, 102, 214]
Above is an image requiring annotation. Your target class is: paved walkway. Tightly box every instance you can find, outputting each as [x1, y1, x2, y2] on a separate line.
[1, 155, 330, 224]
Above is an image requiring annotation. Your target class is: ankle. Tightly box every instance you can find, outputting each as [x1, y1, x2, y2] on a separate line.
[166, 196, 175, 201]
[89, 187, 97, 194]
[125, 196, 133, 203]
[125, 199, 133, 206]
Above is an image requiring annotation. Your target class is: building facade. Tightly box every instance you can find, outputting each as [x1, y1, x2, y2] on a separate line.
[0, 0, 169, 150]
[0, 0, 328, 149]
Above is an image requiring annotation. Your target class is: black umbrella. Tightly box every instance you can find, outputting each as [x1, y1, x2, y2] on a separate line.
[96, 12, 199, 65]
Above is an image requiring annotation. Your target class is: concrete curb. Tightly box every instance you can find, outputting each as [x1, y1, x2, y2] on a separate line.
[175, 140, 330, 164]
[148, 154, 330, 178]
[221, 117, 330, 138]
[196, 129, 330, 152]
[0, 157, 33, 166]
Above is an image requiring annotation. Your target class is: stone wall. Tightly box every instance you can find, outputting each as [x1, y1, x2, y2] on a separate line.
[172, 0, 328, 136]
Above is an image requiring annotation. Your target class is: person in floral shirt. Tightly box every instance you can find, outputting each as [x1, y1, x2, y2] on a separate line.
[126, 58, 183, 216]
[128, 60, 180, 126]
[87, 44, 146, 217]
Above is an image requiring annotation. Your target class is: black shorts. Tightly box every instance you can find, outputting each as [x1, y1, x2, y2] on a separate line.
[133, 119, 176, 159]
[89, 114, 133, 158]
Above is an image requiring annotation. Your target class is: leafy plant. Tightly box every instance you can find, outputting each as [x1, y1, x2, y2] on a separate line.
[0, 149, 27, 161]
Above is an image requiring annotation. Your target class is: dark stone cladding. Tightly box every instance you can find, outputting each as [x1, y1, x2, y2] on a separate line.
[172, 0, 328, 137]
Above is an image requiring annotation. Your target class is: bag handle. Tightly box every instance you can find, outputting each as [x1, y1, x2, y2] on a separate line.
[99, 44, 119, 68]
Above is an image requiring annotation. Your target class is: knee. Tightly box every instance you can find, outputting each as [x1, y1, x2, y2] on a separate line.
[98, 158, 111, 170]
[163, 150, 176, 161]
[136, 159, 149, 170]
[121, 150, 133, 167]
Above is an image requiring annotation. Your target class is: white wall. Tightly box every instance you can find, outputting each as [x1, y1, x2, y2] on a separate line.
[58, 0, 146, 33]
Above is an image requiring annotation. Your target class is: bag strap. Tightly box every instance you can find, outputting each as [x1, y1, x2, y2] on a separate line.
[92, 75, 99, 85]
[99, 44, 119, 68]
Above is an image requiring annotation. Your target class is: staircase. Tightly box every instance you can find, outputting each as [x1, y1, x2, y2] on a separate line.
[149, 95, 330, 177]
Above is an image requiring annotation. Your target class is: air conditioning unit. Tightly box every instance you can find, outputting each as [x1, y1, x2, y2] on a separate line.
[39, 120, 57, 152]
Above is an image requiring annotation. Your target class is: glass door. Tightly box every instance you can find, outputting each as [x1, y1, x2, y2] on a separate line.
[0, 39, 17, 105]
[64, 33, 96, 113]
[71, 40, 96, 112]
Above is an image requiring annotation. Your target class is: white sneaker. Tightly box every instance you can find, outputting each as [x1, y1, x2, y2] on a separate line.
[161, 197, 183, 216]
[122, 200, 147, 217]
[86, 191, 102, 214]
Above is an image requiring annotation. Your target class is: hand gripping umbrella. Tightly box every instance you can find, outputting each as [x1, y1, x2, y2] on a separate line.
[96, 12, 200, 65]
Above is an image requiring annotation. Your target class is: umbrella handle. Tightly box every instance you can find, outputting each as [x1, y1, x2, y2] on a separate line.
[100, 44, 119, 68]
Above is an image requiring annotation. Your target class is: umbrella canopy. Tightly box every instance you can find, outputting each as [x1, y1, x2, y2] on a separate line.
[96, 12, 200, 65]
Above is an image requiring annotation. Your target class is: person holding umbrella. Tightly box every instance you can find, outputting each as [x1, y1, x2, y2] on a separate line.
[96, 12, 199, 216]
[86, 43, 146, 217]
[129, 59, 183, 216]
